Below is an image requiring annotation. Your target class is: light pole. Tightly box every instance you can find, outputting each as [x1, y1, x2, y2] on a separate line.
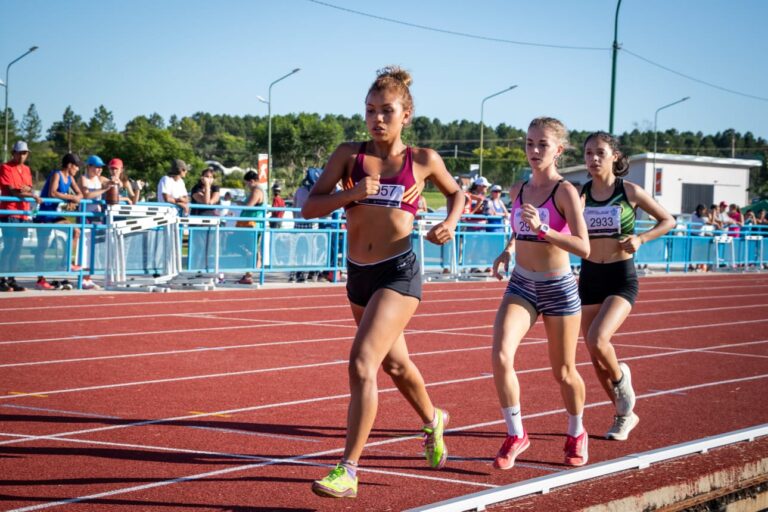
[608, 0, 622, 134]
[479, 85, 517, 177]
[265, 68, 300, 192]
[652, 95, 690, 197]
[4, 46, 39, 162]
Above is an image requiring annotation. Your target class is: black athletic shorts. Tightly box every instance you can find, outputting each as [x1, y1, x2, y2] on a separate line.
[346, 250, 422, 307]
[578, 258, 639, 306]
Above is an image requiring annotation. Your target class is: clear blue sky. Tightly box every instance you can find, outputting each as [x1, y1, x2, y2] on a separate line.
[4, 0, 767, 143]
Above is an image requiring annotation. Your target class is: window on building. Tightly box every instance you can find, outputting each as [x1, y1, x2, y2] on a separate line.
[681, 183, 714, 214]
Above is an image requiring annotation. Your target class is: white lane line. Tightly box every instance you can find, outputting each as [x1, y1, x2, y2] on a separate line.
[2, 338, 765, 446]
[3, 373, 765, 512]
[3, 296, 765, 348]
[1, 275, 764, 314]
[3, 317, 767, 398]
[2, 287, 766, 327]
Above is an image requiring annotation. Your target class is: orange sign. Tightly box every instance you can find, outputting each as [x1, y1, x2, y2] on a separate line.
[654, 167, 662, 196]
[258, 153, 269, 184]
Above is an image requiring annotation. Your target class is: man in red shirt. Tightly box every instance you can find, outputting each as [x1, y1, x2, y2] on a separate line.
[0, 141, 41, 278]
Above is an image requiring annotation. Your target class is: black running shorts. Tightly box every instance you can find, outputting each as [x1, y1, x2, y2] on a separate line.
[578, 258, 639, 306]
[346, 250, 422, 307]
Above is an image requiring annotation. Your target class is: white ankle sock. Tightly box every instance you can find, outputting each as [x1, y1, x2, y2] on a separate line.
[502, 406, 524, 437]
[567, 413, 584, 437]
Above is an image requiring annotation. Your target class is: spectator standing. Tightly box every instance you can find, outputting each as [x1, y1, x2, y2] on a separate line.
[756, 209, 767, 225]
[727, 204, 744, 237]
[292, 168, 322, 282]
[35, 153, 84, 270]
[715, 201, 734, 230]
[108, 158, 140, 204]
[190, 167, 220, 215]
[708, 204, 724, 230]
[483, 184, 509, 232]
[690, 204, 715, 236]
[157, 159, 190, 215]
[234, 170, 265, 270]
[0, 141, 41, 290]
[270, 182, 285, 228]
[79, 155, 116, 221]
[189, 167, 221, 270]
[466, 176, 489, 231]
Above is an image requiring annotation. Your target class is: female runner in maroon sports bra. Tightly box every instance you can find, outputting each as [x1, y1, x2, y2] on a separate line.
[302, 66, 464, 499]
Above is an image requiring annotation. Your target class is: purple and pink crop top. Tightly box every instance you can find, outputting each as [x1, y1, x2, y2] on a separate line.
[512, 180, 571, 242]
[343, 142, 420, 216]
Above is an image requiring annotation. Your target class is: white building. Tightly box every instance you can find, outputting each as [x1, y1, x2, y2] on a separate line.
[559, 153, 761, 216]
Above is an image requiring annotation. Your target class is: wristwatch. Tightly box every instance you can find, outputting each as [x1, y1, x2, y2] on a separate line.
[537, 223, 550, 240]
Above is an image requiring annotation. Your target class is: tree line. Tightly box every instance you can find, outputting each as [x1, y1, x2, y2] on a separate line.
[7, 104, 768, 198]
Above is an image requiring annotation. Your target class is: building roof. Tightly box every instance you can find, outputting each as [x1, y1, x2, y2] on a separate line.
[560, 152, 762, 175]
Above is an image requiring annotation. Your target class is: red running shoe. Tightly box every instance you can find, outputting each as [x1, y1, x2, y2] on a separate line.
[493, 431, 530, 470]
[564, 431, 589, 466]
[35, 276, 54, 290]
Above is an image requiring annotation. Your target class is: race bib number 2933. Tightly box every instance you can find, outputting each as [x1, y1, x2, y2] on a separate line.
[584, 206, 620, 235]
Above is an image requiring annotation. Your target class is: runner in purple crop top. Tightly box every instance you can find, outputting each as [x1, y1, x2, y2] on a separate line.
[301, 66, 465, 499]
[489, 117, 592, 471]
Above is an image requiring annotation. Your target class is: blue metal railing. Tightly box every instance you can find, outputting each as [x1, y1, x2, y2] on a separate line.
[2, 195, 767, 287]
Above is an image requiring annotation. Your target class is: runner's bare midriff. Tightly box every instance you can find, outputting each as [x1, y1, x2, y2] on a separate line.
[346, 206, 414, 263]
[585, 237, 633, 264]
[514, 240, 572, 272]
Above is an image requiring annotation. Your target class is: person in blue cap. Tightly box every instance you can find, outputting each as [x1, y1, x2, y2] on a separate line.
[79, 155, 116, 221]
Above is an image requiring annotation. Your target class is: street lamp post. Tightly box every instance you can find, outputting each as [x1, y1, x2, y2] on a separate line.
[264, 68, 300, 193]
[4, 46, 39, 162]
[652, 96, 690, 197]
[608, 0, 622, 134]
[479, 85, 517, 177]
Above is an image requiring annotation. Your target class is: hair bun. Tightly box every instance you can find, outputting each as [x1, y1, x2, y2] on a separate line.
[377, 65, 412, 87]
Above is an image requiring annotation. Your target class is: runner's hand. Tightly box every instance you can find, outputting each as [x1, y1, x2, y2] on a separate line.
[492, 250, 513, 280]
[619, 235, 642, 254]
[354, 173, 380, 200]
[426, 221, 455, 245]
[520, 203, 542, 232]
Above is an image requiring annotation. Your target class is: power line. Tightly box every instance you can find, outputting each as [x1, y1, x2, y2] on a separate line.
[622, 47, 768, 103]
[307, 0, 609, 51]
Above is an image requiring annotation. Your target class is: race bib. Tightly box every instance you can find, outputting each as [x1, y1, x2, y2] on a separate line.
[513, 208, 550, 236]
[357, 184, 405, 208]
[584, 206, 620, 235]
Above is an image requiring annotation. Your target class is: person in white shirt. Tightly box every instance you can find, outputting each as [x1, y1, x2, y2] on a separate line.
[157, 159, 190, 215]
[690, 204, 715, 236]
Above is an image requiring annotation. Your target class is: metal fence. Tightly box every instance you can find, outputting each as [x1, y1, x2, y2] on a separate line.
[2, 195, 766, 289]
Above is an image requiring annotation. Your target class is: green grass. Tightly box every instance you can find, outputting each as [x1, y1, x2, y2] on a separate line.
[421, 191, 447, 211]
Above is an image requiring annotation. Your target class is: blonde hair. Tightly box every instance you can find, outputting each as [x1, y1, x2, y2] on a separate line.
[367, 65, 414, 113]
[528, 116, 570, 149]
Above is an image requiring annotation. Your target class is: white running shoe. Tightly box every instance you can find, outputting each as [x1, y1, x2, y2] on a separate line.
[605, 412, 639, 441]
[613, 362, 636, 416]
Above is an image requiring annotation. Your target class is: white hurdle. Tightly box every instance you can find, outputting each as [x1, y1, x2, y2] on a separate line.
[105, 204, 180, 291]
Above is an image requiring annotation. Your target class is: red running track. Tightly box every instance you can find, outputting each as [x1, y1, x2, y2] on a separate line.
[0, 273, 767, 511]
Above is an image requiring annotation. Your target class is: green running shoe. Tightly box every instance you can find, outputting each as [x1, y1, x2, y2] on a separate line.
[422, 408, 449, 469]
[311, 464, 358, 498]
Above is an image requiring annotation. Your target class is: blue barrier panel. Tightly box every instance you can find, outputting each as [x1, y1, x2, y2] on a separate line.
[458, 230, 508, 270]
[634, 237, 667, 265]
